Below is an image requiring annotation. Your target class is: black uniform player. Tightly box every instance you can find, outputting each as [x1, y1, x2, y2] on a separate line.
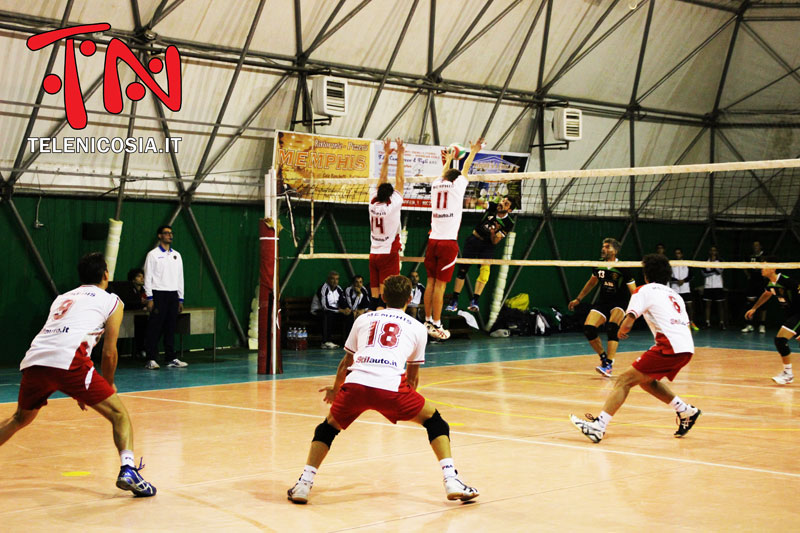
[568, 238, 637, 377]
[745, 260, 800, 385]
[742, 241, 767, 334]
[447, 196, 516, 313]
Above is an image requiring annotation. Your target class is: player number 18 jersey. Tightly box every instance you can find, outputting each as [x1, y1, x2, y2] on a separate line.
[344, 309, 428, 392]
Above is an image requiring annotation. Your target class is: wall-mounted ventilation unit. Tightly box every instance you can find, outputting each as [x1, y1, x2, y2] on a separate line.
[312, 77, 348, 116]
[552, 107, 582, 141]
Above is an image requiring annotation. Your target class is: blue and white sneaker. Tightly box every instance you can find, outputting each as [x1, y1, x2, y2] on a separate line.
[445, 301, 458, 313]
[116, 463, 156, 497]
[595, 360, 613, 378]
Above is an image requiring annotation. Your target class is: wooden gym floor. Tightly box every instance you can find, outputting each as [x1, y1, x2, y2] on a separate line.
[0, 331, 797, 531]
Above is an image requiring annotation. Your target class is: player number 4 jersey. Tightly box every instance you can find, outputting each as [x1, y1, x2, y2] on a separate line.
[369, 188, 403, 254]
[21, 285, 121, 371]
[626, 283, 694, 355]
[429, 175, 468, 240]
[344, 309, 428, 392]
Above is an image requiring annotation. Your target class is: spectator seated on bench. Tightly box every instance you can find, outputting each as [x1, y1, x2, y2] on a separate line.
[311, 271, 352, 349]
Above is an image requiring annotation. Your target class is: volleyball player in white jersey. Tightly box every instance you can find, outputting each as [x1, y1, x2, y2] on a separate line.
[423, 138, 485, 339]
[368, 138, 405, 309]
[288, 275, 478, 504]
[571, 254, 701, 443]
[0, 253, 156, 497]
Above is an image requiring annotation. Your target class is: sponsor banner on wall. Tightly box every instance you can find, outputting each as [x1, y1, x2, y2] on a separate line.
[458, 150, 528, 211]
[372, 141, 443, 208]
[274, 131, 371, 203]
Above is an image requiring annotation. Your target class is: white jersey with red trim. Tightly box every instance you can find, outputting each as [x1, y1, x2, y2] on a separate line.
[429, 175, 468, 240]
[344, 308, 427, 392]
[21, 285, 121, 371]
[626, 283, 694, 355]
[369, 188, 403, 254]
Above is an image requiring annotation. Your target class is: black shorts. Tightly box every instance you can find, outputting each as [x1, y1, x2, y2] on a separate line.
[703, 288, 725, 301]
[781, 313, 800, 335]
[457, 235, 495, 278]
[590, 299, 628, 321]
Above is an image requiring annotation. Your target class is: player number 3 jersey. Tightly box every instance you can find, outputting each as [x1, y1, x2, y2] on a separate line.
[344, 309, 428, 392]
[21, 285, 121, 371]
[626, 283, 694, 355]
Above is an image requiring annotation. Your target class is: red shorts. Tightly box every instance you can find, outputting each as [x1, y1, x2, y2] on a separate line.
[369, 251, 400, 289]
[632, 342, 692, 381]
[18, 360, 115, 410]
[424, 239, 459, 282]
[330, 381, 426, 429]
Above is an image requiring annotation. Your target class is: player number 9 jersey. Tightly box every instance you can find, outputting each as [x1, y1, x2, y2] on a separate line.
[344, 309, 428, 392]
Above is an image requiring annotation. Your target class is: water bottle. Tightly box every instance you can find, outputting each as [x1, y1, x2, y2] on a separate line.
[299, 327, 308, 351]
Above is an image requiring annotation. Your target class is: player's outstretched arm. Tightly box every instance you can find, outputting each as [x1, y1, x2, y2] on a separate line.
[379, 138, 394, 186]
[395, 138, 405, 195]
[568, 276, 598, 311]
[440, 148, 455, 178]
[101, 304, 124, 389]
[745, 290, 773, 320]
[406, 362, 421, 391]
[618, 312, 637, 339]
[461, 138, 485, 179]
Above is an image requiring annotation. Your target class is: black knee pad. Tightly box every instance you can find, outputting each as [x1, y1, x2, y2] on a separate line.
[456, 264, 469, 280]
[312, 419, 340, 447]
[423, 410, 450, 442]
[583, 324, 599, 342]
[607, 322, 620, 343]
[775, 337, 791, 357]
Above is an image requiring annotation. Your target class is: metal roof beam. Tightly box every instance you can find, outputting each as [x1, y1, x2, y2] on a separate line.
[147, 0, 186, 30]
[359, 0, 419, 137]
[481, 0, 546, 139]
[741, 21, 800, 85]
[130, 0, 142, 31]
[9, 0, 74, 193]
[188, 0, 267, 196]
[302, 0, 371, 60]
[676, 0, 738, 13]
[430, 0, 495, 76]
[541, 0, 622, 94]
[712, 4, 748, 117]
[378, 89, 423, 139]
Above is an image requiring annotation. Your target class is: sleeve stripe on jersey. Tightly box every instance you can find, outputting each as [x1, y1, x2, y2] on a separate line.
[344, 345, 357, 354]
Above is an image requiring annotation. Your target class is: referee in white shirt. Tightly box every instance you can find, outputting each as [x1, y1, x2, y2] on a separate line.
[143, 225, 188, 369]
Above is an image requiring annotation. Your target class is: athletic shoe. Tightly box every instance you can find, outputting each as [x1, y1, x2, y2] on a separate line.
[444, 476, 479, 501]
[570, 413, 604, 443]
[741, 324, 754, 333]
[758, 325, 766, 334]
[287, 479, 312, 504]
[166, 358, 188, 368]
[467, 300, 480, 313]
[690, 322, 699, 332]
[429, 325, 451, 340]
[445, 301, 458, 312]
[674, 407, 701, 438]
[144, 360, 160, 370]
[425, 321, 437, 335]
[116, 465, 156, 497]
[772, 371, 794, 385]
[719, 322, 726, 330]
[595, 360, 613, 378]
[321, 341, 339, 349]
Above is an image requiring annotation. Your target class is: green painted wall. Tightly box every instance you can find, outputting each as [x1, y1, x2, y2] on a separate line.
[2, 195, 796, 365]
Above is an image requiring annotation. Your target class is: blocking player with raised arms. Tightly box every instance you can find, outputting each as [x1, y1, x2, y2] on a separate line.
[0, 252, 156, 497]
[368, 138, 405, 309]
[424, 138, 485, 340]
[447, 194, 517, 313]
[745, 258, 800, 385]
[287, 275, 479, 504]
[570, 254, 701, 443]
[568, 238, 637, 377]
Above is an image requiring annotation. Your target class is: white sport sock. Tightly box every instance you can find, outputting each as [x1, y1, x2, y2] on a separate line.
[670, 396, 695, 416]
[426, 316, 433, 323]
[434, 320, 442, 327]
[120, 450, 135, 468]
[597, 411, 612, 430]
[300, 465, 317, 484]
[439, 458, 456, 479]
[784, 364, 793, 374]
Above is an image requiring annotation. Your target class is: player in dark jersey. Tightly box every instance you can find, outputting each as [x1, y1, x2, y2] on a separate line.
[741, 241, 767, 334]
[745, 258, 800, 385]
[446, 196, 517, 313]
[568, 238, 637, 377]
